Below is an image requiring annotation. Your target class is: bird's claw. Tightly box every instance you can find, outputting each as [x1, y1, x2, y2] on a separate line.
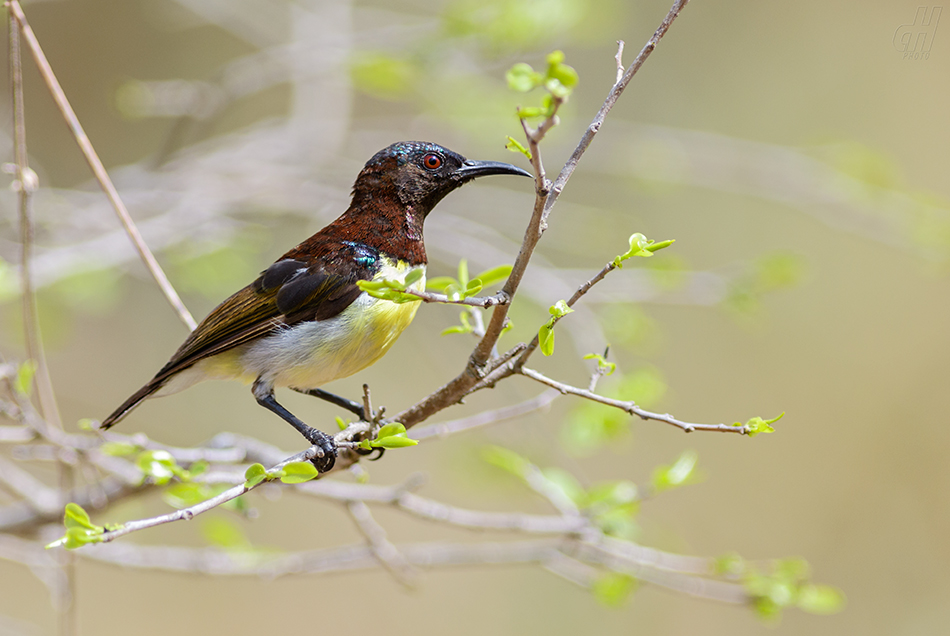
[305, 430, 338, 472]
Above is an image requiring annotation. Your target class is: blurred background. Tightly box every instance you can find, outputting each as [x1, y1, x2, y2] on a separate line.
[1, 0, 948, 634]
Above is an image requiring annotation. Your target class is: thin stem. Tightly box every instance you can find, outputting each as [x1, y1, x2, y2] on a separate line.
[520, 367, 750, 435]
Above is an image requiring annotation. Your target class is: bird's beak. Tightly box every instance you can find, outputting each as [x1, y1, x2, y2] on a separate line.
[456, 159, 533, 181]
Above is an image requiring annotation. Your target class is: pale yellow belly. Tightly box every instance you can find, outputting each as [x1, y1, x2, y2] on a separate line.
[179, 263, 425, 392]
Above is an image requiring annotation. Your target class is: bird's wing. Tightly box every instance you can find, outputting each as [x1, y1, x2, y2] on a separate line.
[151, 256, 368, 383]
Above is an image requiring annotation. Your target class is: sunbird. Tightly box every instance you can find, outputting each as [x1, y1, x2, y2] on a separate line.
[101, 141, 530, 471]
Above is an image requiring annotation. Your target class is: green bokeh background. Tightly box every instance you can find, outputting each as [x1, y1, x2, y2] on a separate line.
[1, 0, 948, 634]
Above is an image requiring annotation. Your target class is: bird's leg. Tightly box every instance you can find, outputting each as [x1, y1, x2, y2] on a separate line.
[253, 379, 336, 472]
[292, 387, 385, 459]
[291, 387, 365, 418]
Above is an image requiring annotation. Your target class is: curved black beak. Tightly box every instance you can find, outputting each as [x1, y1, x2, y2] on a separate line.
[456, 159, 533, 181]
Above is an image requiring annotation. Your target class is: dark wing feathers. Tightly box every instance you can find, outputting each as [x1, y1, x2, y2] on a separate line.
[150, 246, 380, 384]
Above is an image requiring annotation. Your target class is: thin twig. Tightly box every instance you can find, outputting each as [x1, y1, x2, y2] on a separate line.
[6, 0, 197, 331]
[520, 367, 750, 435]
[346, 501, 418, 588]
[8, 7, 60, 427]
[403, 288, 510, 308]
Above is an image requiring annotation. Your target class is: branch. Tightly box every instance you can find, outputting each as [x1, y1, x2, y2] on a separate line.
[402, 288, 510, 308]
[520, 367, 751, 435]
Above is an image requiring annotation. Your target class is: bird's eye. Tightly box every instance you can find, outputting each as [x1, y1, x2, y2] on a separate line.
[422, 153, 443, 170]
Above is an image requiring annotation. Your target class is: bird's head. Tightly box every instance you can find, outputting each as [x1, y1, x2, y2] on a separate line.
[352, 141, 532, 214]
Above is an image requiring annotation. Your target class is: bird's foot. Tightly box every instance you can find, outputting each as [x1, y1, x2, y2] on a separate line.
[304, 428, 338, 472]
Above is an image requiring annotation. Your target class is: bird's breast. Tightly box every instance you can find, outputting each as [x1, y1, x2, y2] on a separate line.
[234, 258, 426, 389]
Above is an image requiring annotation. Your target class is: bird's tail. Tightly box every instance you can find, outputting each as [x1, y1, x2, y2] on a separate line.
[100, 380, 165, 430]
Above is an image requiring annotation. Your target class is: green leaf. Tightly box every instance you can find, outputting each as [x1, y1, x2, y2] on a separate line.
[403, 268, 424, 287]
[280, 461, 319, 484]
[444, 283, 463, 302]
[463, 279, 483, 298]
[797, 584, 846, 614]
[13, 360, 36, 396]
[425, 276, 456, 292]
[506, 62, 542, 92]
[474, 264, 513, 288]
[64, 503, 100, 531]
[100, 441, 139, 457]
[739, 412, 783, 437]
[651, 450, 700, 493]
[547, 57, 578, 89]
[592, 573, 637, 607]
[376, 422, 407, 439]
[457, 259, 469, 288]
[586, 480, 638, 507]
[163, 483, 212, 509]
[516, 105, 544, 119]
[136, 450, 181, 485]
[548, 299, 573, 318]
[505, 136, 532, 160]
[483, 445, 530, 478]
[538, 322, 555, 356]
[583, 353, 616, 375]
[336, 416, 349, 431]
[372, 434, 418, 449]
[713, 552, 746, 576]
[244, 463, 268, 489]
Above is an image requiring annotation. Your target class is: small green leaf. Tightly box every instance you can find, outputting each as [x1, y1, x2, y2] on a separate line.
[546, 50, 565, 66]
[548, 299, 573, 318]
[444, 283, 463, 302]
[457, 259, 469, 288]
[464, 279, 483, 298]
[797, 584, 846, 614]
[13, 360, 36, 396]
[474, 264, 513, 288]
[538, 322, 555, 356]
[592, 573, 637, 607]
[64, 503, 100, 531]
[739, 412, 783, 437]
[506, 62, 542, 92]
[163, 483, 212, 509]
[244, 463, 267, 489]
[403, 268, 424, 287]
[483, 446, 530, 477]
[336, 416, 348, 431]
[76, 418, 96, 431]
[583, 353, 616, 375]
[136, 450, 181, 485]
[376, 422, 407, 439]
[280, 461, 319, 484]
[713, 552, 746, 576]
[425, 276, 457, 292]
[372, 434, 418, 449]
[516, 106, 544, 119]
[651, 450, 700, 493]
[505, 136, 532, 160]
[100, 441, 139, 457]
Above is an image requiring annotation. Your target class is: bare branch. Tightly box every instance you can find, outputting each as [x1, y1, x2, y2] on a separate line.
[346, 501, 417, 588]
[520, 367, 750, 435]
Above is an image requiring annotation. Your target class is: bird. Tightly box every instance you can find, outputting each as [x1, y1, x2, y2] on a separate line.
[100, 141, 530, 472]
